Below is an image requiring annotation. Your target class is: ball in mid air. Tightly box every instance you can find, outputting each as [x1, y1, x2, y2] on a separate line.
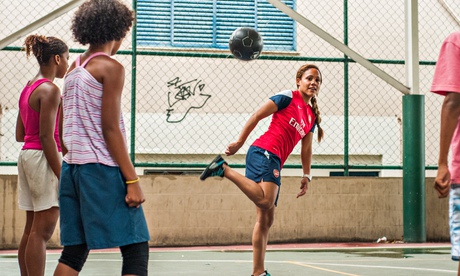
[229, 27, 263, 61]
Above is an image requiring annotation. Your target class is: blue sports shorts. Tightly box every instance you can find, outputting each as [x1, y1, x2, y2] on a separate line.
[59, 162, 150, 249]
[245, 146, 281, 206]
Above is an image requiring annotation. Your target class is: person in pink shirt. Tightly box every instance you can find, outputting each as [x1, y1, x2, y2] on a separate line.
[15, 34, 69, 276]
[200, 64, 324, 276]
[431, 31, 460, 275]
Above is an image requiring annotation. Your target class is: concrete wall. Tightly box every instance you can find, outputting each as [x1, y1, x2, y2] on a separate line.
[0, 175, 448, 249]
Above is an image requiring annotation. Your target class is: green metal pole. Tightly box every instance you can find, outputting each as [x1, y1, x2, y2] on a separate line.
[343, 0, 349, 176]
[402, 94, 426, 242]
[130, 0, 138, 163]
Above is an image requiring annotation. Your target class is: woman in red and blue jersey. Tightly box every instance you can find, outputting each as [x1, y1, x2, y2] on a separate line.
[201, 64, 324, 276]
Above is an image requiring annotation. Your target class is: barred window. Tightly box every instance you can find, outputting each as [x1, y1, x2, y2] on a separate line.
[136, 0, 296, 51]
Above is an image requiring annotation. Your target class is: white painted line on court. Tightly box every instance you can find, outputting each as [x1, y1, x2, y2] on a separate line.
[287, 261, 359, 276]
[300, 262, 456, 274]
[0, 255, 456, 274]
[60, 258, 455, 274]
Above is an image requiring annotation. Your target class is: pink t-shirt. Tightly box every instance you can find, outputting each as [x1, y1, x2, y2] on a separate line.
[18, 79, 61, 151]
[431, 31, 460, 183]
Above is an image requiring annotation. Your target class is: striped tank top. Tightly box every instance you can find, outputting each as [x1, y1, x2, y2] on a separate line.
[62, 52, 126, 166]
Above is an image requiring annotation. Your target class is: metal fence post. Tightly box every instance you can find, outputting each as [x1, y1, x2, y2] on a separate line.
[343, 0, 349, 176]
[130, 0, 138, 164]
[402, 94, 426, 242]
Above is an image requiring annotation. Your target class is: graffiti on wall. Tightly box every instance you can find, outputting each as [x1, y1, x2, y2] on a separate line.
[166, 77, 211, 123]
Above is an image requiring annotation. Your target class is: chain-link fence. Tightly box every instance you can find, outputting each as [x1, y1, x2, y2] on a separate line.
[0, 0, 458, 174]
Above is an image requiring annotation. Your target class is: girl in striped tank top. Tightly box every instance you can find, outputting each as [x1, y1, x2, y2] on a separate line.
[54, 1, 150, 275]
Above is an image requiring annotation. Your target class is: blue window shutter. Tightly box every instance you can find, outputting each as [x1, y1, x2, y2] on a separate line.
[172, 0, 214, 47]
[137, 0, 295, 51]
[215, 0, 255, 48]
[137, 0, 172, 46]
[256, 0, 295, 51]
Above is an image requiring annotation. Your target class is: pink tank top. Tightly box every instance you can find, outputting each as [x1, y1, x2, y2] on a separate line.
[18, 79, 61, 151]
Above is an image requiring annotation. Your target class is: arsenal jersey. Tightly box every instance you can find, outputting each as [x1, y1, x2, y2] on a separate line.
[252, 90, 316, 167]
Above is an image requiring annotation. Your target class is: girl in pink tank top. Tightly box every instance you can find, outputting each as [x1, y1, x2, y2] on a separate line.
[15, 34, 69, 276]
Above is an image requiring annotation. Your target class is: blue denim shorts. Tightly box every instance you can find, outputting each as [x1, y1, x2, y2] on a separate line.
[450, 183, 460, 261]
[245, 146, 281, 205]
[59, 162, 150, 249]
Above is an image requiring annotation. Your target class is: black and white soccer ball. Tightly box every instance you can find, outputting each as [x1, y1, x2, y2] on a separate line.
[228, 27, 263, 61]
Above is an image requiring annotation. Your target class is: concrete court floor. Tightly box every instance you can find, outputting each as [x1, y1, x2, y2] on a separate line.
[0, 242, 457, 275]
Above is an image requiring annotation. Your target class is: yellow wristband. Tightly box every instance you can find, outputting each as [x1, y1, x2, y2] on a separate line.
[125, 177, 140, 184]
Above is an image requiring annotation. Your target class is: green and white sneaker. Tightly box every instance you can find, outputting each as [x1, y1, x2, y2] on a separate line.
[200, 155, 227, 180]
[252, 271, 270, 276]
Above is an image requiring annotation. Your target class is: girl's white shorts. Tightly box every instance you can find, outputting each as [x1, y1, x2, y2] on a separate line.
[17, 149, 60, 212]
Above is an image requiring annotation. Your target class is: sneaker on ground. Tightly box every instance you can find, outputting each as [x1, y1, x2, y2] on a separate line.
[251, 271, 270, 276]
[200, 155, 227, 180]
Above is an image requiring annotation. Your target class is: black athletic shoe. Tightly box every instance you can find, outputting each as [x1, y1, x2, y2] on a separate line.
[200, 155, 227, 180]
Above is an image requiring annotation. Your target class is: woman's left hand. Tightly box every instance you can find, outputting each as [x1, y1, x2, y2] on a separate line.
[297, 177, 309, 198]
[126, 182, 146, 208]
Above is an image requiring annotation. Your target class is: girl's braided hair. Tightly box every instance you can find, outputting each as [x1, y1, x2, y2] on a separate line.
[296, 64, 324, 142]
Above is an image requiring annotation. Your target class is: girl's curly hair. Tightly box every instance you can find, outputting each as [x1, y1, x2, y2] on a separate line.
[24, 34, 68, 65]
[71, 0, 134, 46]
